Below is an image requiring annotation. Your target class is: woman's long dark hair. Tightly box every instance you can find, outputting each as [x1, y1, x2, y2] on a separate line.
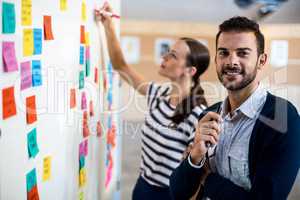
[170, 37, 210, 124]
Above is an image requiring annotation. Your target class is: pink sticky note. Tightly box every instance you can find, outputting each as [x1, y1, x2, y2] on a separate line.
[21, 61, 32, 90]
[83, 139, 88, 156]
[79, 142, 85, 156]
[85, 46, 90, 60]
[81, 92, 87, 110]
[2, 42, 18, 72]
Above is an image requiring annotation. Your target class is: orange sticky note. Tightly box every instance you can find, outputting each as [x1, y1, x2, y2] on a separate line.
[2, 86, 17, 120]
[96, 121, 102, 137]
[80, 25, 85, 44]
[27, 185, 40, 200]
[43, 16, 54, 40]
[70, 89, 76, 108]
[26, 95, 37, 124]
[83, 111, 89, 138]
[89, 100, 94, 117]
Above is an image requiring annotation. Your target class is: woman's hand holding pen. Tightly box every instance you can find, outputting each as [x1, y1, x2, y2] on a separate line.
[190, 112, 222, 165]
[94, 2, 113, 27]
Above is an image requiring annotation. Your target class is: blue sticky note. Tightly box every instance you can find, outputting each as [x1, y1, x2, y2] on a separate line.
[79, 46, 84, 65]
[79, 155, 85, 169]
[2, 2, 16, 34]
[27, 128, 39, 158]
[85, 59, 90, 77]
[79, 71, 84, 89]
[32, 60, 42, 87]
[26, 168, 37, 192]
[33, 29, 42, 55]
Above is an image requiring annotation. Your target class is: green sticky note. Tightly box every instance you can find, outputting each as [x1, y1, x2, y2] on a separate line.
[26, 168, 37, 192]
[85, 60, 90, 77]
[2, 2, 16, 34]
[79, 71, 84, 89]
[27, 128, 39, 158]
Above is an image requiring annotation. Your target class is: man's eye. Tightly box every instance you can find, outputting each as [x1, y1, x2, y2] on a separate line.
[237, 51, 249, 57]
[219, 51, 228, 56]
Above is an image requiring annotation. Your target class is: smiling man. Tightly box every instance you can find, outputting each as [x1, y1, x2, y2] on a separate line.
[169, 16, 300, 200]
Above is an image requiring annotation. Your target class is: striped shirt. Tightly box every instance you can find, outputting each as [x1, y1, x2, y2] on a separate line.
[140, 82, 205, 187]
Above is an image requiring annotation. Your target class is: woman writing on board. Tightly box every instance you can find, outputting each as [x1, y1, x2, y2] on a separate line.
[95, 3, 210, 199]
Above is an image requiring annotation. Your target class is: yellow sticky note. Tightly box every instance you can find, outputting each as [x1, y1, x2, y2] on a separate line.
[85, 32, 89, 45]
[21, 0, 32, 26]
[81, 1, 87, 21]
[79, 168, 86, 187]
[60, 0, 67, 11]
[43, 156, 52, 181]
[23, 29, 34, 56]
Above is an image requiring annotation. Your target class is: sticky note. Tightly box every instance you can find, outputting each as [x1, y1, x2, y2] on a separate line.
[21, 0, 32, 26]
[79, 168, 86, 187]
[21, 61, 32, 90]
[94, 67, 98, 84]
[79, 155, 85, 169]
[43, 16, 54, 40]
[83, 140, 88, 156]
[70, 88, 76, 108]
[85, 60, 90, 77]
[97, 121, 102, 137]
[23, 29, 34, 56]
[81, 1, 87, 21]
[79, 192, 84, 200]
[32, 60, 42, 87]
[81, 92, 87, 110]
[80, 25, 85, 44]
[85, 46, 90, 60]
[85, 32, 89, 45]
[27, 128, 39, 158]
[33, 29, 42, 55]
[79, 71, 84, 89]
[2, 86, 17, 120]
[26, 95, 37, 124]
[83, 123, 89, 138]
[79, 142, 85, 156]
[2, 42, 18, 72]
[43, 156, 51, 181]
[60, 0, 67, 11]
[89, 100, 94, 117]
[2, 2, 16, 33]
[27, 185, 40, 200]
[26, 168, 37, 192]
[79, 46, 84, 65]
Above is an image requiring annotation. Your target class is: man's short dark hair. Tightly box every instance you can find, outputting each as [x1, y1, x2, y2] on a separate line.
[216, 16, 265, 55]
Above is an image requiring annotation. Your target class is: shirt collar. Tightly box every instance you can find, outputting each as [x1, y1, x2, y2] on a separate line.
[220, 84, 267, 119]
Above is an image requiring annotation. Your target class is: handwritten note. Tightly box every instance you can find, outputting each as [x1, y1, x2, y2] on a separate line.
[85, 32, 90, 45]
[33, 29, 42, 55]
[43, 16, 54, 40]
[2, 42, 18, 72]
[70, 88, 76, 108]
[26, 95, 37, 124]
[85, 60, 90, 77]
[79, 155, 85, 169]
[79, 192, 84, 200]
[43, 156, 51, 181]
[21, 61, 32, 90]
[2, 86, 17, 120]
[23, 29, 34, 56]
[26, 168, 37, 192]
[32, 60, 42, 87]
[21, 0, 32, 26]
[60, 0, 67, 11]
[79, 168, 86, 187]
[2, 2, 16, 33]
[79, 71, 84, 89]
[27, 128, 39, 158]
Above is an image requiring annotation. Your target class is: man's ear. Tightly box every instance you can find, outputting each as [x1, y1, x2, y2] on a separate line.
[258, 53, 268, 69]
